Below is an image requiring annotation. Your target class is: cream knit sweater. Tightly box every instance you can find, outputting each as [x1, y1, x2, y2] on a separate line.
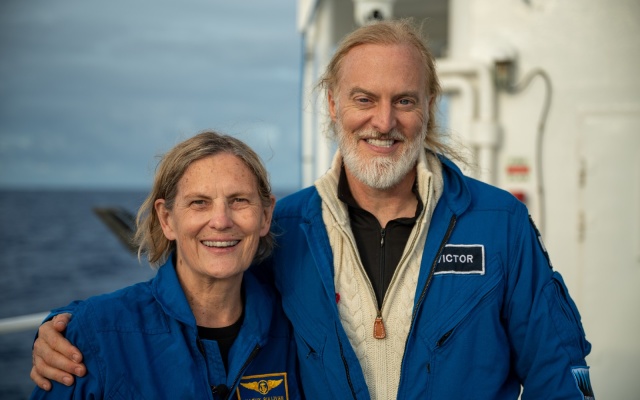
[315, 149, 444, 400]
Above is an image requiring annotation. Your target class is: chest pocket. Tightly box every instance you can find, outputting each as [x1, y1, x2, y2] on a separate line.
[419, 253, 504, 349]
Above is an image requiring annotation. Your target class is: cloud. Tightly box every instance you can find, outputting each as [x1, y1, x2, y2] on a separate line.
[0, 0, 302, 191]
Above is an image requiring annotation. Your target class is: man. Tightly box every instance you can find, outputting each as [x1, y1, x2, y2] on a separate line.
[31, 19, 594, 399]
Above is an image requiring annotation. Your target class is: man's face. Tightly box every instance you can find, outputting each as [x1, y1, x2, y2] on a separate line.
[329, 43, 429, 190]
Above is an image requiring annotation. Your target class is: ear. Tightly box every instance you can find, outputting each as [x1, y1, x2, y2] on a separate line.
[422, 95, 434, 126]
[428, 94, 436, 109]
[155, 199, 177, 241]
[328, 89, 338, 122]
[259, 195, 276, 237]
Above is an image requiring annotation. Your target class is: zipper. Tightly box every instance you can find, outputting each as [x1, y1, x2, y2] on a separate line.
[412, 215, 457, 321]
[374, 215, 425, 339]
[339, 222, 384, 339]
[379, 228, 386, 306]
[201, 337, 261, 400]
[224, 345, 261, 400]
[382, 212, 431, 314]
[395, 215, 456, 396]
[336, 324, 358, 399]
[436, 329, 453, 347]
[433, 278, 500, 350]
[400, 215, 457, 362]
[376, 227, 386, 336]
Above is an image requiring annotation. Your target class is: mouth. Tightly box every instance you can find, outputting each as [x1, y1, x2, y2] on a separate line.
[364, 138, 396, 148]
[202, 240, 240, 248]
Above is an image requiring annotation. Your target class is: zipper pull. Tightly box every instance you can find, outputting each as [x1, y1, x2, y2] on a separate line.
[373, 312, 386, 339]
[380, 228, 386, 247]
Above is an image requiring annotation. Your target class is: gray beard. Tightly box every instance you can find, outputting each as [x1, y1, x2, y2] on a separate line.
[336, 122, 426, 190]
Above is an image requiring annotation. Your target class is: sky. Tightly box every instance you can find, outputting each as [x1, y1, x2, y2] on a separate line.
[0, 0, 302, 192]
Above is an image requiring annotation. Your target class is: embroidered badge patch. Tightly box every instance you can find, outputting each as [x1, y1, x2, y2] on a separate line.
[529, 215, 553, 269]
[236, 372, 289, 400]
[571, 366, 595, 399]
[434, 244, 485, 275]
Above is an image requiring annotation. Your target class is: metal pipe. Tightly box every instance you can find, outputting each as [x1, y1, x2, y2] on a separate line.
[0, 312, 48, 334]
[437, 60, 500, 184]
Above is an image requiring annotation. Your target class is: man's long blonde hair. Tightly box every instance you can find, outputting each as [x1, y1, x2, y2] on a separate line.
[319, 18, 464, 162]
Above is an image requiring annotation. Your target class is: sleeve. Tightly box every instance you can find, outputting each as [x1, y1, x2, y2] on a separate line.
[30, 302, 104, 399]
[505, 210, 594, 400]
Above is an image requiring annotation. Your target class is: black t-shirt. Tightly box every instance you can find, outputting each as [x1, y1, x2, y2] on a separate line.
[197, 311, 244, 372]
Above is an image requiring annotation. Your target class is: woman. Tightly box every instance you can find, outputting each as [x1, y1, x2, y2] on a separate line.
[30, 131, 302, 399]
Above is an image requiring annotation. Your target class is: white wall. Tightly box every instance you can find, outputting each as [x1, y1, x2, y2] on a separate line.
[299, 0, 640, 396]
[447, 0, 640, 397]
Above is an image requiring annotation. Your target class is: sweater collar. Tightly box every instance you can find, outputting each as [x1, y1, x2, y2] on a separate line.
[315, 147, 444, 222]
[337, 163, 424, 219]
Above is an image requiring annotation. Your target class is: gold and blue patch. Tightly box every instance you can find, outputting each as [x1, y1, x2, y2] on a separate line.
[236, 372, 289, 400]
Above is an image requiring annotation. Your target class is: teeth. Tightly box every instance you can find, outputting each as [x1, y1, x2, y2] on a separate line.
[202, 240, 239, 248]
[366, 138, 394, 147]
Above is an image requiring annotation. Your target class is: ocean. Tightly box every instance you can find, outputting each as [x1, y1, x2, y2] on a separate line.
[0, 189, 156, 399]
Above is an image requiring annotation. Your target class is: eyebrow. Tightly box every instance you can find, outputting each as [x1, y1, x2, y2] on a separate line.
[349, 87, 376, 98]
[182, 192, 211, 200]
[183, 189, 255, 200]
[348, 87, 422, 102]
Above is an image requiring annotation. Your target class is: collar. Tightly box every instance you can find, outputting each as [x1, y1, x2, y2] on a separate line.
[152, 254, 275, 341]
[316, 148, 442, 223]
[337, 164, 424, 220]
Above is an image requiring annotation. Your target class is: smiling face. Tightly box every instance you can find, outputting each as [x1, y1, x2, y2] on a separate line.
[155, 153, 274, 286]
[328, 43, 430, 190]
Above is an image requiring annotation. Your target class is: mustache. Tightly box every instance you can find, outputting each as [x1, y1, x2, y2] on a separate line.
[355, 128, 405, 141]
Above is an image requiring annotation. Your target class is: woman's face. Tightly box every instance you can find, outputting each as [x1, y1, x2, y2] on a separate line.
[156, 153, 274, 284]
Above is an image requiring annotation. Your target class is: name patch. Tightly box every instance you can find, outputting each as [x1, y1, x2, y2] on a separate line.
[236, 372, 289, 400]
[434, 244, 485, 275]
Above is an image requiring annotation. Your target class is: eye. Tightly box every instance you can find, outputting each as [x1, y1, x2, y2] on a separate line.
[189, 199, 208, 209]
[232, 197, 250, 204]
[397, 98, 415, 106]
[353, 96, 372, 106]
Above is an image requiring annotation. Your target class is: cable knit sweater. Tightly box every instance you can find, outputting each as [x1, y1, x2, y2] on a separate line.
[314, 148, 444, 400]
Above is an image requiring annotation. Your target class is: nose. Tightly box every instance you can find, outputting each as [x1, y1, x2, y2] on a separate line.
[208, 201, 234, 230]
[370, 101, 397, 134]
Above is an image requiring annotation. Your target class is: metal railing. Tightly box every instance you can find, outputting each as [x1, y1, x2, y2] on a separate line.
[0, 312, 49, 334]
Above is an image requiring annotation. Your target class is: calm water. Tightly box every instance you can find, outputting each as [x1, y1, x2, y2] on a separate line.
[0, 189, 156, 399]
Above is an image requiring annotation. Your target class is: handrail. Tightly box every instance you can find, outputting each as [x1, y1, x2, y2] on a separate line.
[0, 312, 49, 334]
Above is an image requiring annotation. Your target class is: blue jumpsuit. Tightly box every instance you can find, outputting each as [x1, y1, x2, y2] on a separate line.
[30, 256, 302, 400]
[267, 155, 593, 399]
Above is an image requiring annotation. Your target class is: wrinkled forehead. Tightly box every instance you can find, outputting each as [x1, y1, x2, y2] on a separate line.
[335, 43, 429, 96]
[178, 153, 258, 189]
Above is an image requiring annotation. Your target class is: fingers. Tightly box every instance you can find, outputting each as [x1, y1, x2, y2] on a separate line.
[51, 313, 73, 333]
[30, 363, 52, 391]
[31, 348, 80, 388]
[40, 315, 84, 365]
[31, 318, 86, 388]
